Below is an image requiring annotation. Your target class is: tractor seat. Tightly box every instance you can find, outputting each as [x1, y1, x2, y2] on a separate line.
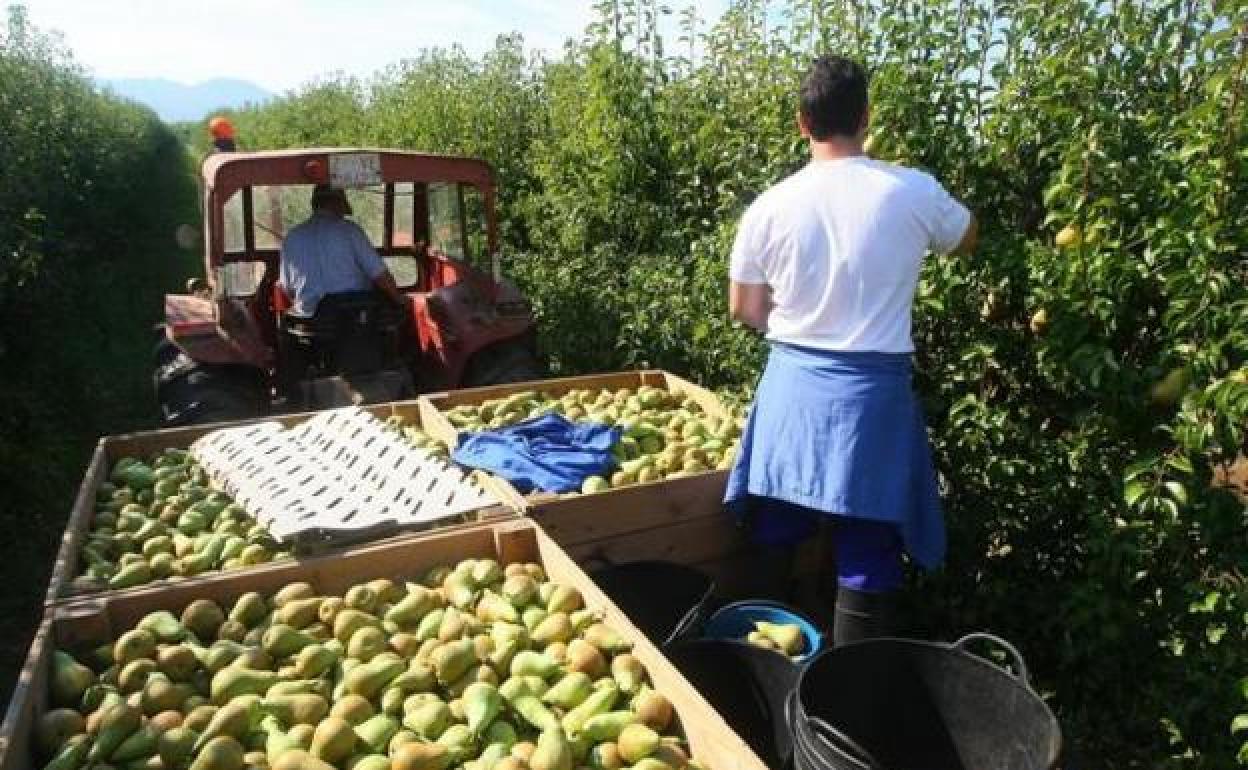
[281, 291, 404, 339]
[279, 291, 405, 377]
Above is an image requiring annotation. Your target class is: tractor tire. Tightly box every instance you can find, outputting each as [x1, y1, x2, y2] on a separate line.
[155, 353, 266, 427]
[464, 340, 545, 388]
[153, 336, 181, 368]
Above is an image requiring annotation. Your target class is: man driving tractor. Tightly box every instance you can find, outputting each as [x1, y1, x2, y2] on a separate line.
[279, 183, 406, 317]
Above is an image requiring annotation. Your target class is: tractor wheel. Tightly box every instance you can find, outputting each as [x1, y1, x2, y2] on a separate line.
[155, 354, 266, 427]
[464, 340, 545, 388]
[153, 336, 181, 367]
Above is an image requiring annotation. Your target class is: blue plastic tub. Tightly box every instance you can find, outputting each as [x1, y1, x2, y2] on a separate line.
[703, 600, 824, 663]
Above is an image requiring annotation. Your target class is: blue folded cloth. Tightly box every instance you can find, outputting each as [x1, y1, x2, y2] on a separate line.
[452, 413, 621, 494]
[725, 342, 945, 570]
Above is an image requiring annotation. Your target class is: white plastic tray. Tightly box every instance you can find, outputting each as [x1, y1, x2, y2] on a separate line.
[190, 407, 497, 544]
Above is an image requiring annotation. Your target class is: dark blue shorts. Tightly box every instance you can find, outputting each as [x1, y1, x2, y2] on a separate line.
[745, 496, 904, 592]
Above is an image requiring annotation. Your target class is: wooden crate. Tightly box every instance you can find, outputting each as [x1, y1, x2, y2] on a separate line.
[45, 399, 516, 608]
[418, 370, 749, 592]
[2, 520, 768, 770]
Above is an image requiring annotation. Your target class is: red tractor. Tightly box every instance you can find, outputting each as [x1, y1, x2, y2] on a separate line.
[155, 147, 542, 425]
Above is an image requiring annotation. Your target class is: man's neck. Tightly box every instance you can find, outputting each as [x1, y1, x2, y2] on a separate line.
[810, 135, 865, 162]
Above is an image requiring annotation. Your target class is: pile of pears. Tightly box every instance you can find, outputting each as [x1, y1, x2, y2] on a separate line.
[73, 449, 288, 595]
[40, 558, 700, 770]
[440, 387, 744, 495]
[744, 623, 805, 659]
[383, 419, 451, 463]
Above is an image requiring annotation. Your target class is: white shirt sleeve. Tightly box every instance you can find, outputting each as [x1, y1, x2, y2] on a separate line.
[729, 204, 768, 284]
[348, 222, 388, 280]
[919, 173, 972, 254]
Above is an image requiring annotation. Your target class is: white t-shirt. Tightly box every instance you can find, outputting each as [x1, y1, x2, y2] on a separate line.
[280, 213, 389, 318]
[729, 157, 971, 353]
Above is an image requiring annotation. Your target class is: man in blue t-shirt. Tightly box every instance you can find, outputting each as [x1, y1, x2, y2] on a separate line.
[279, 184, 405, 317]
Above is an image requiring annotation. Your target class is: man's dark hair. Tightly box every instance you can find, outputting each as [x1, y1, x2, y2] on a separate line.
[799, 56, 869, 140]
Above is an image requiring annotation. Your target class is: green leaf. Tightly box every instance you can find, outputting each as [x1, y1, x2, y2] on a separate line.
[1124, 480, 1149, 506]
[1166, 454, 1195, 475]
[1193, 591, 1222, 614]
[1164, 481, 1188, 505]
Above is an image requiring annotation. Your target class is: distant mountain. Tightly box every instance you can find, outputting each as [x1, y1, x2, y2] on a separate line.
[99, 77, 273, 122]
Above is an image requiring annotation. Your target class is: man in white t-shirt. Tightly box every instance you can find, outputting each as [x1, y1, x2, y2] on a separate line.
[729, 66, 976, 343]
[280, 185, 406, 318]
[724, 55, 976, 645]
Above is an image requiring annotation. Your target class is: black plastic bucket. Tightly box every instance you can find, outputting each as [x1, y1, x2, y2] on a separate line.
[667, 639, 800, 769]
[790, 633, 1062, 770]
[588, 560, 715, 646]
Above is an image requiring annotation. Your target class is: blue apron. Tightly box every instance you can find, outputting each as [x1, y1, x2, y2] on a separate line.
[725, 342, 945, 571]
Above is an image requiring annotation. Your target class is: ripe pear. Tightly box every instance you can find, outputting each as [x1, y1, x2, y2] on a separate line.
[610, 654, 645, 695]
[310, 716, 357, 764]
[1029, 308, 1049, 335]
[329, 694, 374, 726]
[1150, 367, 1190, 407]
[529, 727, 573, 770]
[617, 724, 660, 764]
[634, 690, 673, 732]
[34, 708, 85, 758]
[391, 742, 450, 770]
[188, 736, 245, 770]
[1055, 224, 1082, 248]
[580, 476, 610, 495]
[50, 650, 95, 706]
[272, 750, 336, 770]
[272, 582, 316, 608]
[755, 621, 804, 656]
[181, 599, 226, 640]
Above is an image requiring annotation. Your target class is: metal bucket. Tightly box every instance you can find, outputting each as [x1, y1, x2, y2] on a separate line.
[790, 633, 1062, 770]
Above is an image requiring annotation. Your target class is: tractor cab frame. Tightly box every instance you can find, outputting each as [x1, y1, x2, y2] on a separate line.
[157, 149, 539, 425]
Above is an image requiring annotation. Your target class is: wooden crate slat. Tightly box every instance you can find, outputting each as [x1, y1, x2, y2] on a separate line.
[532, 471, 728, 545]
[562, 512, 750, 567]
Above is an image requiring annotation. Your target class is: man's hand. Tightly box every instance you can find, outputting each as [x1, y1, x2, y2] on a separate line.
[730, 281, 773, 332]
[374, 270, 407, 308]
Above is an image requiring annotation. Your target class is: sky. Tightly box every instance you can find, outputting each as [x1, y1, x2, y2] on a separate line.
[19, 0, 730, 93]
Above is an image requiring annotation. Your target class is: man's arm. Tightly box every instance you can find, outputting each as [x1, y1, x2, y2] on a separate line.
[951, 212, 978, 256]
[922, 173, 977, 257]
[728, 203, 773, 333]
[730, 281, 772, 333]
[346, 222, 406, 307]
[373, 269, 406, 307]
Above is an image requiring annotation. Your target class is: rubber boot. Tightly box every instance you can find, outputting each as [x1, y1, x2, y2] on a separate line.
[833, 587, 896, 647]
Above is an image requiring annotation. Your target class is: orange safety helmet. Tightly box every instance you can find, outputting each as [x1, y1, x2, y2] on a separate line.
[208, 116, 235, 140]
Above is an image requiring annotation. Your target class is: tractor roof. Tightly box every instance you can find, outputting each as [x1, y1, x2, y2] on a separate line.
[202, 148, 496, 202]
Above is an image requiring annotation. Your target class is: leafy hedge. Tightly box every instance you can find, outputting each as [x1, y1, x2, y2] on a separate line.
[0, 6, 197, 691]
[136, 0, 1248, 764]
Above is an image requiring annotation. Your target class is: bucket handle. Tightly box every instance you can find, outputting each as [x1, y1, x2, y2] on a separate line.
[953, 632, 1031, 688]
[807, 716, 886, 770]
